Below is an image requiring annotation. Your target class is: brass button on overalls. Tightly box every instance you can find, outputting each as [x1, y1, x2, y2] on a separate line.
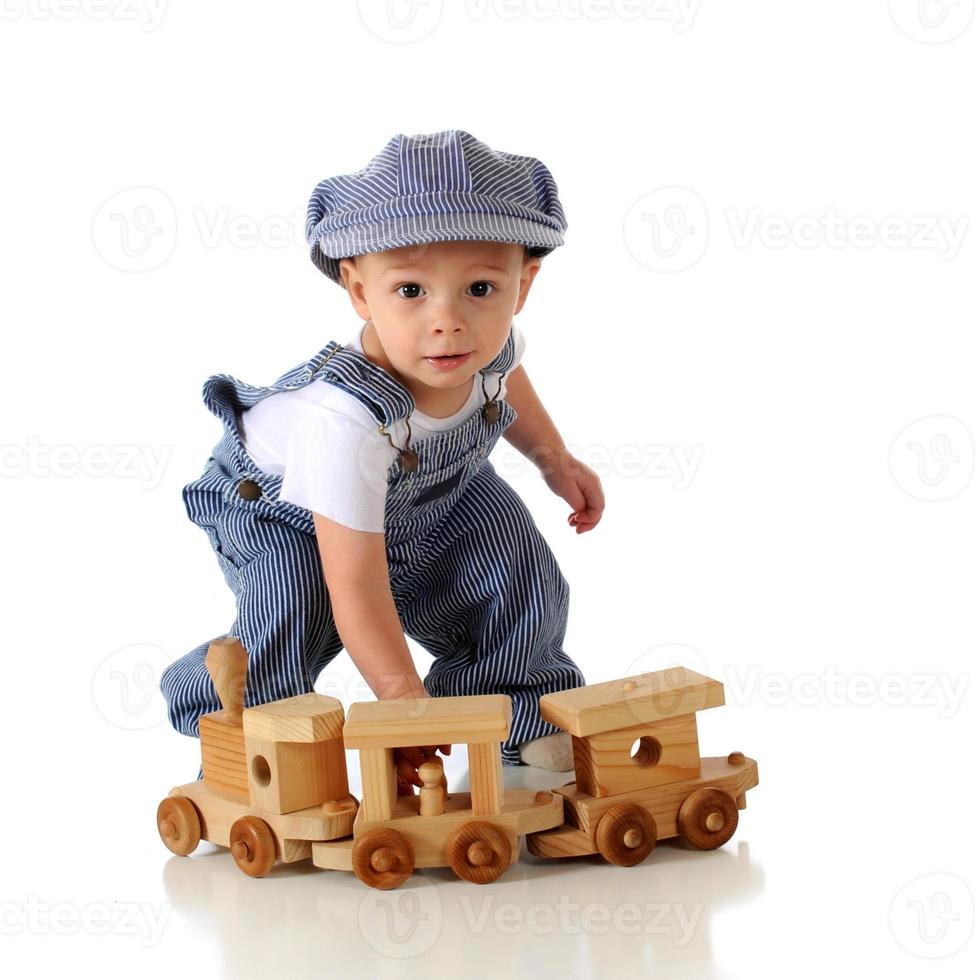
[237, 479, 262, 501]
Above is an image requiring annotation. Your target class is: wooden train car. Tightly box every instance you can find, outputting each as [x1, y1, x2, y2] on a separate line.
[525, 668, 759, 865]
[311, 696, 563, 888]
[157, 639, 758, 887]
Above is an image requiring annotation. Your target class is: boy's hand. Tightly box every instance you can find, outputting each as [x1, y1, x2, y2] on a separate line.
[394, 744, 451, 794]
[537, 448, 605, 534]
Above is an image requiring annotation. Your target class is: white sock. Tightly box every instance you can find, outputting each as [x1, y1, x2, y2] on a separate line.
[517, 731, 573, 772]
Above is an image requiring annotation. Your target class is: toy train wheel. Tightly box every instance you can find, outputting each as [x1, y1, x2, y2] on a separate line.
[447, 821, 512, 884]
[229, 816, 277, 877]
[678, 787, 738, 850]
[352, 829, 415, 890]
[157, 797, 202, 856]
[595, 804, 657, 867]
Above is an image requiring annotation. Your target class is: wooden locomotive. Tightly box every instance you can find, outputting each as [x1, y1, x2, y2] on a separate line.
[157, 638, 758, 887]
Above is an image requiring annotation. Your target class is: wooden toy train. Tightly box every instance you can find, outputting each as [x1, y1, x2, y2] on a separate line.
[157, 637, 759, 889]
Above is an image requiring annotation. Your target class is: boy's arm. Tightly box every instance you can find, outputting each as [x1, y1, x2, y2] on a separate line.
[500, 364, 568, 474]
[312, 511, 426, 701]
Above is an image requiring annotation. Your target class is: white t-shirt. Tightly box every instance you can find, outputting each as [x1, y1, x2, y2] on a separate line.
[239, 323, 525, 532]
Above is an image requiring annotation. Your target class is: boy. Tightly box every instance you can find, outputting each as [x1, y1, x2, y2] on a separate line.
[161, 130, 604, 787]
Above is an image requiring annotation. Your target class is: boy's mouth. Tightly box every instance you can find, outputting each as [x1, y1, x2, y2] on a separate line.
[425, 351, 472, 369]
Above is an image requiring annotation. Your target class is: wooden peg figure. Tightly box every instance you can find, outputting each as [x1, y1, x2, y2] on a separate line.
[419, 757, 446, 816]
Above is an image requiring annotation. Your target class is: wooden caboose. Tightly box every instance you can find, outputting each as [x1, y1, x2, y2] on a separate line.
[526, 667, 758, 866]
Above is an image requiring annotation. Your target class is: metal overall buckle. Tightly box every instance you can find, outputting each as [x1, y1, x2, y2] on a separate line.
[379, 420, 419, 474]
[480, 370, 503, 424]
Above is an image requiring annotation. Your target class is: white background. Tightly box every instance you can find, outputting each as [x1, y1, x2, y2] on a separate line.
[2, 2, 977, 977]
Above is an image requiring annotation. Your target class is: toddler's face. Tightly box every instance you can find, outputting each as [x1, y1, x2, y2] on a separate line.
[339, 239, 540, 406]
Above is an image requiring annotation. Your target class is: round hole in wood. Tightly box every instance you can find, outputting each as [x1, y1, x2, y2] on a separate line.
[251, 754, 272, 787]
[630, 736, 662, 768]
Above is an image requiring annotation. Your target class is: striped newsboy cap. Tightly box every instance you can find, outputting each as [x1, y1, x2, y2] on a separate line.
[305, 129, 568, 286]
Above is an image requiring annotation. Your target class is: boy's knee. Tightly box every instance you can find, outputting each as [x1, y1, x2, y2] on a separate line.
[160, 652, 212, 738]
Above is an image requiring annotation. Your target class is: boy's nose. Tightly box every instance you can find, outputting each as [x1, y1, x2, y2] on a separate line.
[426, 294, 469, 326]
[428, 312, 468, 335]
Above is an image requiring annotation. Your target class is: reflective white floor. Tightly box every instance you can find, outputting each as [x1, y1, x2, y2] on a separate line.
[7, 703, 976, 978]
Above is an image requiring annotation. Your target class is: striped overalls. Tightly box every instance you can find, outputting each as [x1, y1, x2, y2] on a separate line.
[160, 329, 586, 766]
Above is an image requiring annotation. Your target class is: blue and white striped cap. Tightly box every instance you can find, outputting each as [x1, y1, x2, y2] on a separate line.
[305, 130, 568, 286]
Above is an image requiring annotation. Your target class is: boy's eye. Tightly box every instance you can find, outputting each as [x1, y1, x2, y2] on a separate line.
[394, 281, 495, 299]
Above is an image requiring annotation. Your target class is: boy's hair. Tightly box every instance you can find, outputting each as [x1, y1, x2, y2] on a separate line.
[344, 243, 543, 270]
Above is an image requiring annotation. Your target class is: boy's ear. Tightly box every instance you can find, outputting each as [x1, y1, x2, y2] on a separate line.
[338, 256, 356, 293]
[338, 258, 371, 320]
[339, 257, 372, 319]
[514, 256, 542, 315]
